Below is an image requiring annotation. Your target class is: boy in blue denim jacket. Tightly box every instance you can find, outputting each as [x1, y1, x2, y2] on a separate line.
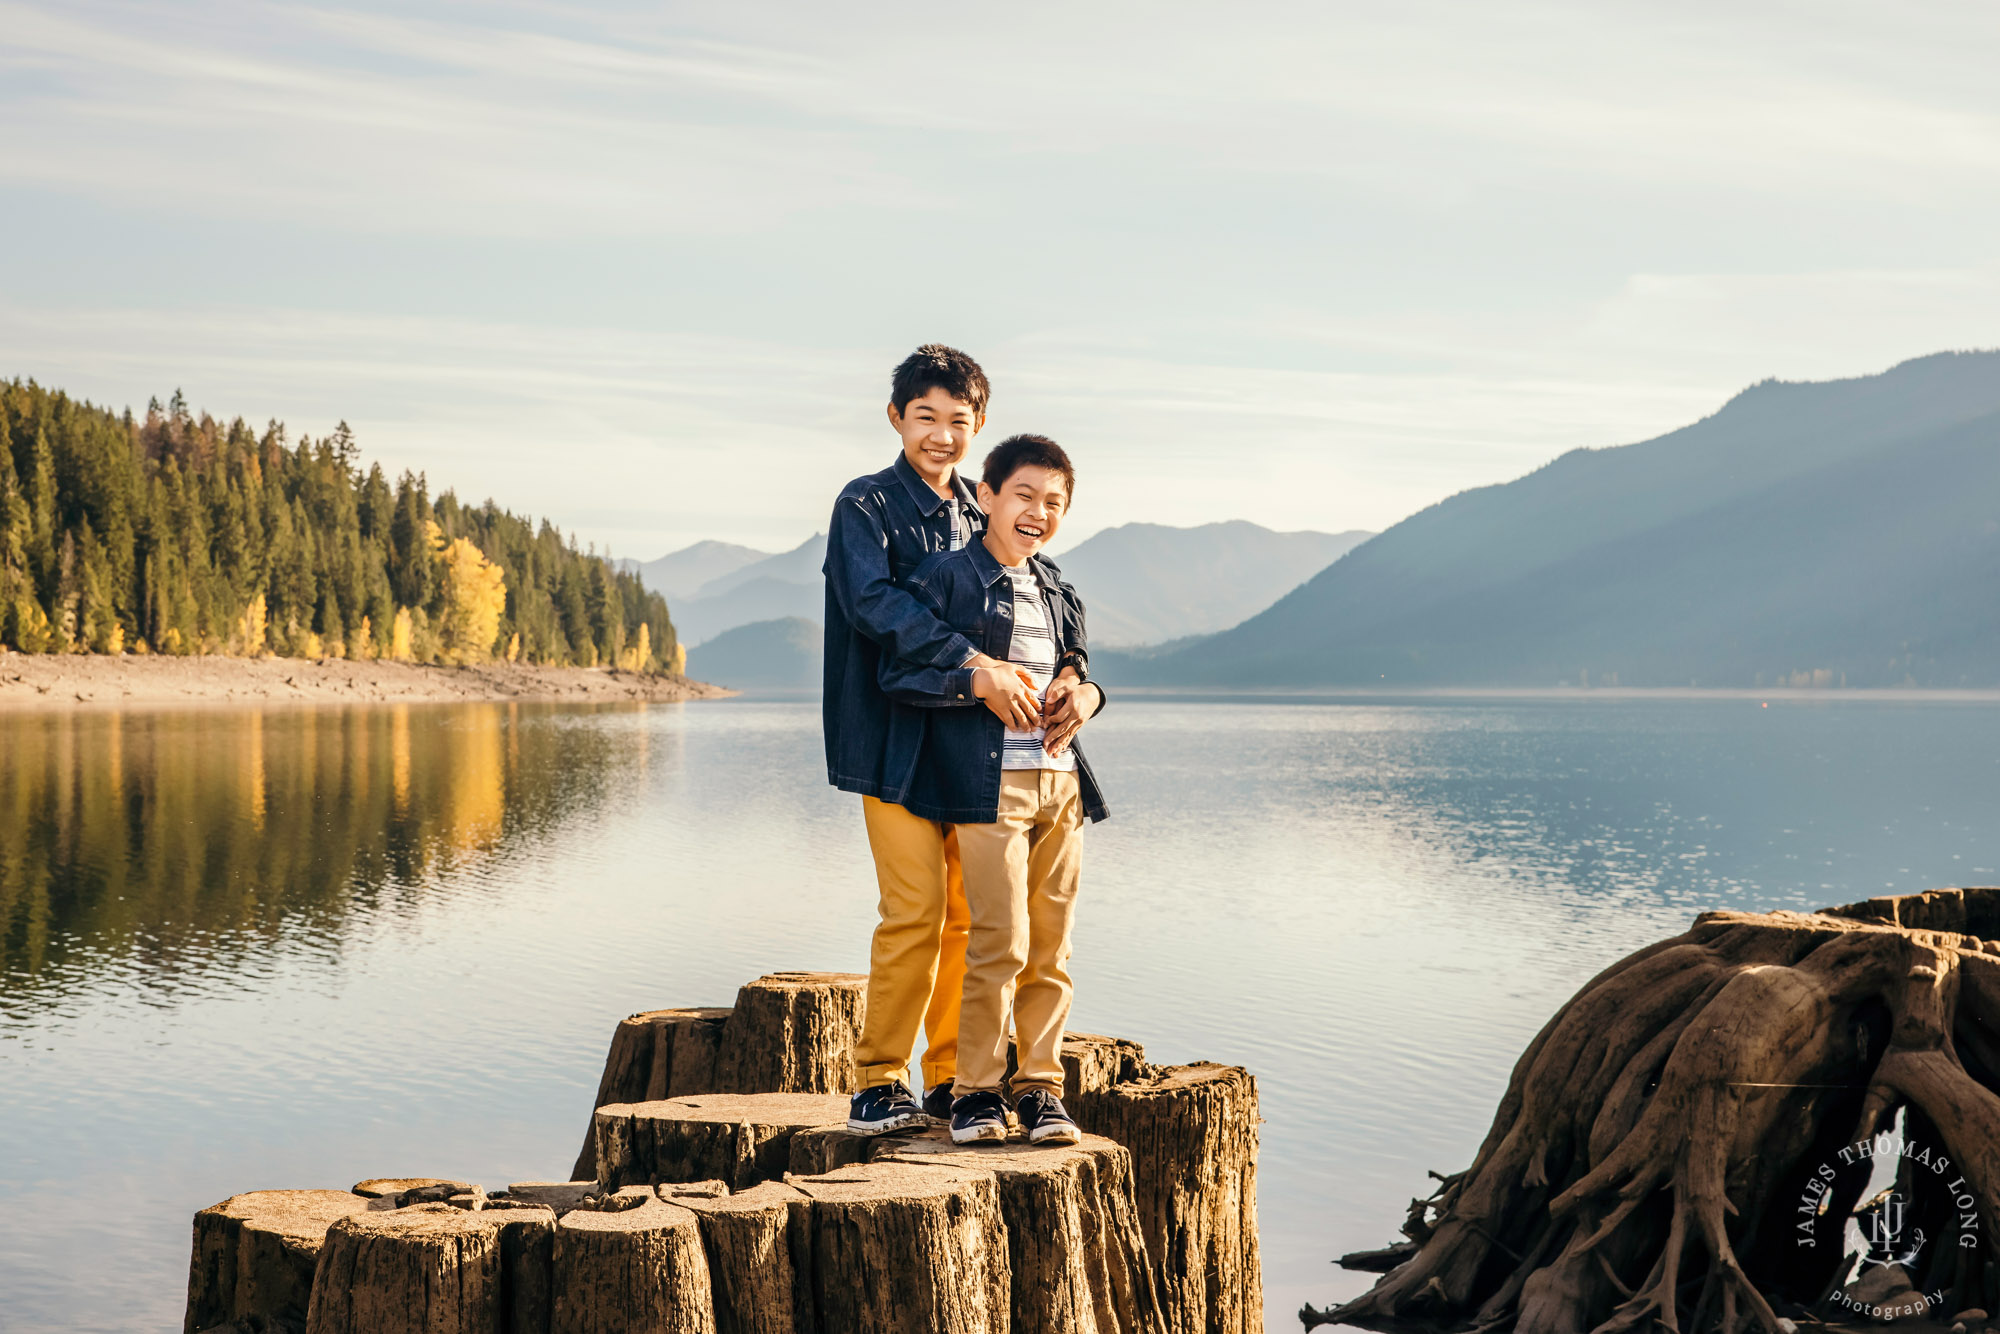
[878, 434, 1108, 1145]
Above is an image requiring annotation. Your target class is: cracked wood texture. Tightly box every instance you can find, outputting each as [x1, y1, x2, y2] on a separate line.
[715, 972, 865, 1095]
[570, 1008, 732, 1181]
[1331, 889, 2000, 1334]
[881, 1129, 1166, 1334]
[1071, 1064, 1263, 1334]
[594, 1093, 849, 1191]
[552, 1199, 715, 1334]
[185, 1190, 370, 1334]
[790, 1160, 1012, 1334]
[675, 1181, 812, 1334]
[304, 1204, 506, 1334]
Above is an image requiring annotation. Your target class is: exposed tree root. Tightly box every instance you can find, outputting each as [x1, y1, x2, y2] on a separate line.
[1329, 889, 2000, 1334]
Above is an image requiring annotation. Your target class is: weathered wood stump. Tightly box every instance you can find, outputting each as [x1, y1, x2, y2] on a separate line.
[185, 1190, 370, 1334]
[787, 1125, 873, 1176]
[881, 1130, 1166, 1334]
[790, 1160, 1012, 1334]
[571, 1008, 733, 1180]
[716, 972, 865, 1095]
[351, 1177, 473, 1200]
[1325, 889, 2000, 1334]
[305, 1203, 506, 1334]
[552, 1198, 715, 1334]
[676, 1181, 812, 1334]
[1072, 1064, 1263, 1334]
[594, 1093, 850, 1191]
[487, 1206, 558, 1334]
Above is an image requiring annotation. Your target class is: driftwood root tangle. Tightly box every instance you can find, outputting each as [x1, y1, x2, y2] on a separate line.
[1336, 887, 2000, 1334]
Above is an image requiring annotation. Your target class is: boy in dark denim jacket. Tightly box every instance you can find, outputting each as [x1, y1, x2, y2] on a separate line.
[878, 434, 1107, 1145]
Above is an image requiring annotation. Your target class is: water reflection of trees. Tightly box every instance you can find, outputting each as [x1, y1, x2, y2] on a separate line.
[0, 702, 636, 1015]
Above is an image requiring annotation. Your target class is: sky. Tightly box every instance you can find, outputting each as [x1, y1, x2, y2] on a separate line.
[3, 1, 1999, 558]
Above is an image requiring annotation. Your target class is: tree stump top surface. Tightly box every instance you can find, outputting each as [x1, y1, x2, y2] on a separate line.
[327, 1202, 499, 1240]
[602, 1092, 851, 1127]
[1108, 1061, 1249, 1097]
[202, 1190, 370, 1238]
[742, 970, 866, 992]
[672, 1180, 805, 1216]
[879, 1127, 1129, 1176]
[350, 1177, 471, 1198]
[625, 1006, 733, 1025]
[557, 1198, 700, 1234]
[790, 1159, 994, 1204]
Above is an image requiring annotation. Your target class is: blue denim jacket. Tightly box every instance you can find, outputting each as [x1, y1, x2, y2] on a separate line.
[822, 454, 985, 805]
[876, 540, 1109, 825]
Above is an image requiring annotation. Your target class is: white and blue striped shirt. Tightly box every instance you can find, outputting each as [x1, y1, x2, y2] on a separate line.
[999, 566, 1076, 772]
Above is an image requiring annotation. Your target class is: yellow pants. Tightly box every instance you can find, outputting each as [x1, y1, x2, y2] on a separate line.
[952, 769, 1084, 1099]
[852, 795, 971, 1090]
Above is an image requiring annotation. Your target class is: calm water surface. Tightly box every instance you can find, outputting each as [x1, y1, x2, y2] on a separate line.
[4, 694, 1998, 1331]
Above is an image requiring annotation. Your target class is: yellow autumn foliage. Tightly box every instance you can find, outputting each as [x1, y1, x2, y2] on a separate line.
[435, 535, 507, 664]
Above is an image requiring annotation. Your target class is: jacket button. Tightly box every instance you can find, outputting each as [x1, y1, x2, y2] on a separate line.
[989, 752, 998, 759]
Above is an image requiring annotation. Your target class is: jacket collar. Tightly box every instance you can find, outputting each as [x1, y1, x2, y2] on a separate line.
[891, 452, 977, 516]
[967, 537, 1059, 590]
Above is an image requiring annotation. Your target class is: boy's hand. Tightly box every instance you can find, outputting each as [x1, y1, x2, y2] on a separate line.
[973, 665, 1042, 729]
[1042, 675, 1102, 756]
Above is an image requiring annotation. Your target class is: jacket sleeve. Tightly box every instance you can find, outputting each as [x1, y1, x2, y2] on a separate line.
[824, 493, 978, 670]
[1057, 581, 1106, 715]
[876, 576, 979, 706]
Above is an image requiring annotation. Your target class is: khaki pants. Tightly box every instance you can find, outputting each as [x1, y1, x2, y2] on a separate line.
[953, 769, 1084, 1099]
[851, 796, 971, 1090]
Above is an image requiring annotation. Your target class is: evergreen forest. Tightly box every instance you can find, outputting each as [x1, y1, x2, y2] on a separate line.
[0, 380, 679, 671]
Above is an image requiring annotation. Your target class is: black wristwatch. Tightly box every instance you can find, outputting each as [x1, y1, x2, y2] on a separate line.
[1057, 651, 1089, 682]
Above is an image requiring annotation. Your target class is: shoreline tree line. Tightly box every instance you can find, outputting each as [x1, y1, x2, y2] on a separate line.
[0, 379, 680, 671]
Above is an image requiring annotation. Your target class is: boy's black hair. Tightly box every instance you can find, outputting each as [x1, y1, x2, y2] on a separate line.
[890, 344, 990, 417]
[982, 433, 1075, 499]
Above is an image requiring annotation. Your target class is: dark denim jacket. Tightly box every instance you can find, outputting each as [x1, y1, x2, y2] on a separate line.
[876, 540, 1109, 825]
[822, 454, 985, 804]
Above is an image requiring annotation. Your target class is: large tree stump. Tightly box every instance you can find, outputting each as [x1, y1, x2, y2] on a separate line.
[1071, 1064, 1262, 1334]
[716, 972, 866, 1095]
[594, 1094, 850, 1191]
[788, 1125, 872, 1176]
[552, 1198, 715, 1334]
[789, 1161, 1012, 1334]
[676, 1181, 812, 1334]
[881, 1130, 1166, 1334]
[1324, 888, 2000, 1334]
[185, 1190, 370, 1334]
[571, 1008, 733, 1181]
[486, 1206, 558, 1334]
[305, 1204, 506, 1334]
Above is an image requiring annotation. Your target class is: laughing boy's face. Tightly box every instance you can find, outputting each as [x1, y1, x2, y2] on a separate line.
[978, 464, 1068, 566]
[889, 386, 983, 490]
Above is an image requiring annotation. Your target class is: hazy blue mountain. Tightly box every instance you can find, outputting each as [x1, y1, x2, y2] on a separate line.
[1050, 521, 1371, 645]
[627, 540, 772, 601]
[1109, 350, 2000, 688]
[686, 617, 821, 689]
[695, 535, 826, 599]
[653, 535, 825, 644]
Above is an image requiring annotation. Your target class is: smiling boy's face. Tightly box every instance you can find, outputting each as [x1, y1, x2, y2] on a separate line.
[978, 464, 1068, 566]
[889, 386, 984, 492]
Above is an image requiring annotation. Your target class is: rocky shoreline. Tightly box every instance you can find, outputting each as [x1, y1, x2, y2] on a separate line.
[0, 651, 733, 710]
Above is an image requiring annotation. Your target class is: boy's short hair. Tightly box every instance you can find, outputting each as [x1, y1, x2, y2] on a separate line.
[890, 344, 990, 417]
[982, 433, 1075, 499]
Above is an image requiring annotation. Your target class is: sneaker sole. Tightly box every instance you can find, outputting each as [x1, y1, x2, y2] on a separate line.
[847, 1112, 927, 1137]
[950, 1122, 1010, 1144]
[1028, 1122, 1082, 1144]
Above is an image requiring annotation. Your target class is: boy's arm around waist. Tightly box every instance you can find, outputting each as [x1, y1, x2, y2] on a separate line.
[874, 570, 980, 706]
[825, 492, 978, 671]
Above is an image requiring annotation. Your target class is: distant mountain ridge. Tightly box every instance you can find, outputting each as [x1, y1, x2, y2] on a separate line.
[1050, 521, 1371, 645]
[686, 616, 820, 688]
[1109, 350, 2000, 688]
[627, 540, 771, 601]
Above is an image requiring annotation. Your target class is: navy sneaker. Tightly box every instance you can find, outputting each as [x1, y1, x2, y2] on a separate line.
[847, 1081, 927, 1136]
[1016, 1090, 1082, 1145]
[949, 1090, 1011, 1144]
[922, 1083, 955, 1123]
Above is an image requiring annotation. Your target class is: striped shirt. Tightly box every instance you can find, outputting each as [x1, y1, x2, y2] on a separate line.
[1000, 566, 1076, 772]
[948, 499, 971, 552]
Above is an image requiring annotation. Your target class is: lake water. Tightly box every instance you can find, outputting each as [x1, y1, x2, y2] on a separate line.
[4, 693, 1999, 1332]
